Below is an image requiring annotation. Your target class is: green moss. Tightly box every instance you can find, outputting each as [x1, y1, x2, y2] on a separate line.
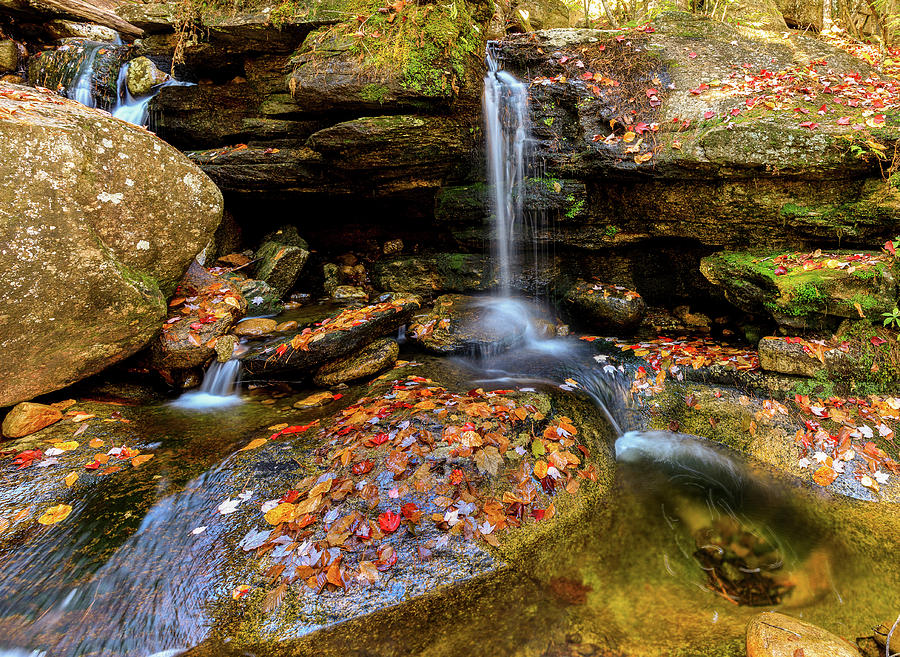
[358, 83, 390, 104]
[603, 224, 619, 237]
[565, 198, 585, 219]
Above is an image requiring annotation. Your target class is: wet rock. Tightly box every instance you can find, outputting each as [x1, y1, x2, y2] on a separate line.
[150, 262, 247, 377]
[332, 285, 368, 301]
[563, 280, 645, 332]
[27, 40, 132, 108]
[222, 273, 284, 315]
[756, 335, 868, 379]
[0, 40, 18, 72]
[275, 320, 298, 332]
[407, 295, 529, 355]
[701, 250, 897, 329]
[746, 611, 861, 657]
[383, 239, 403, 255]
[254, 226, 310, 298]
[2, 402, 62, 439]
[233, 318, 277, 338]
[314, 338, 399, 386]
[215, 335, 238, 363]
[212, 212, 243, 260]
[243, 294, 421, 376]
[125, 56, 169, 96]
[372, 254, 494, 296]
[0, 83, 222, 407]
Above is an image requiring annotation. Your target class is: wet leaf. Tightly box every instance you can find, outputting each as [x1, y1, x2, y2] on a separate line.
[64, 472, 78, 487]
[239, 438, 268, 452]
[38, 504, 72, 525]
[131, 454, 154, 467]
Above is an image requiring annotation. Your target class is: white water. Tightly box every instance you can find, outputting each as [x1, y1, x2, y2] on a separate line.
[171, 360, 243, 410]
[69, 44, 101, 108]
[483, 45, 530, 296]
[111, 60, 190, 127]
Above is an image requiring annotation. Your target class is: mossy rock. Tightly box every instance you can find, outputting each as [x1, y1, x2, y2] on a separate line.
[313, 337, 399, 385]
[562, 279, 645, 332]
[371, 253, 494, 296]
[700, 250, 898, 329]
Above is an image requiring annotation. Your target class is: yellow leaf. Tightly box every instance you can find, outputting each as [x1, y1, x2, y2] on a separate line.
[264, 502, 297, 526]
[131, 454, 154, 467]
[622, 131, 636, 143]
[854, 301, 865, 318]
[94, 453, 110, 464]
[38, 504, 72, 525]
[55, 441, 79, 451]
[64, 472, 78, 487]
[239, 438, 268, 452]
[89, 438, 105, 448]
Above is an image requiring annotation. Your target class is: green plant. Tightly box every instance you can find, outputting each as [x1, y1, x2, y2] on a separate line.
[882, 306, 900, 330]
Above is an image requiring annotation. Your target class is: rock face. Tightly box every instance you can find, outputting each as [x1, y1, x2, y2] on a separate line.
[746, 611, 861, 657]
[0, 83, 222, 406]
[372, 254, 494, 296]
[563, 280, 645, 332]
[313, 337, 399, 385]
[701, 250, 897, 329]
[1, 402, 62, 438]
[242, 294, 421, 376]
[253, 226, 310, 298]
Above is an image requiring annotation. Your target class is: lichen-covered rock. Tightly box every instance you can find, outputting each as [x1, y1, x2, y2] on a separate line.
[243, 294, 421, 375]
[150, 262, 247, 378]
[254, 226, 310, 298]
[701, 250, 897, 329]
[1, 402, 62, 439]
[0, 84, 222, 406]
[372, 254, 494, 296]
[746, 611, 861, 657]
[43, 20, 121, 42]
[314, 337, 399, 386]
[125, 56, 169, 96]
[563, 280, 645, 332]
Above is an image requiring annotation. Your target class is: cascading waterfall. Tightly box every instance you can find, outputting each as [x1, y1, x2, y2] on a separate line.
[483, 43, 530, 296]
[68, 43, 102, 108]
[171, 360, 243, 410]
[111, 60, 189, 126]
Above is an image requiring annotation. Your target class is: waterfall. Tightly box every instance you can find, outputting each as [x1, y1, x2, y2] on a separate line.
[483, 43, 530, 296]
[171, 360, 243, 410]
[68, 44, 102, 108]
[111, 60, 190, 127]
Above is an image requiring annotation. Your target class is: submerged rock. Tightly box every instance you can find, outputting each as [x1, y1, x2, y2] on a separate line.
[243, 294, 421, 376]
[1, 402, 62, 439]
[313, 338, 399, 386]
[0, 83, 222, 407]
[563, 280, 645, 332]
[746, 611, 861, 657]
[701, 250, 897, 329]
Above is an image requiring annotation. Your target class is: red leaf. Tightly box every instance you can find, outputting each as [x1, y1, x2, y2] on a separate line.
[884, 240, 896, 255]
[837, 116, 850, 125]
[703, 111, 715, 119]
[351, 459, 374, 475]
[871, 336, 887, 346]
[378, 511, 401, 533]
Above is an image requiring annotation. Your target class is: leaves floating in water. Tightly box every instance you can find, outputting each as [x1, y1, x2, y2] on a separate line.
[38, 504, 72, 525]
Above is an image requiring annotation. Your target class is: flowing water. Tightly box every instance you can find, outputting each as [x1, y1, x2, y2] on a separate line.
[0, 41, 897, 657]
[110, 60, 190, 126]
[68, 44, 102, 109]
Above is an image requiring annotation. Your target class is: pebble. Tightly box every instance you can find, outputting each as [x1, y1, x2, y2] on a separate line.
[275, 320, 298, 332]
[233, 318, 278, 337]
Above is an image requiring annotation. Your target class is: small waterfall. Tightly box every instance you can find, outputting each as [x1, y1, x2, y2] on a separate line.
[68, 43, 102, 108]
[483, 43, 530, 296]
[171, 360, 242, 410]
[111, 60, 189, 127]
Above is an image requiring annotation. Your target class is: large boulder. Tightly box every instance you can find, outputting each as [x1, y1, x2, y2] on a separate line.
[701, 249, 897, 329]
[562, 280, 645, 332]
[746, 611, 861, 657]
[0, 83, 223, 406]
[372, 254, 494, 296]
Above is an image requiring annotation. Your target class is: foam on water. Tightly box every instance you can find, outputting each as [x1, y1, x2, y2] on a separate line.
[171, 360, 242, 410]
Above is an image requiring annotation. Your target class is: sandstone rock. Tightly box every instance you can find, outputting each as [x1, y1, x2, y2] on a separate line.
[746, 611, 860, 657]
[1, 402, 62, 438]
[243, 294, 421, 376]
[253, 226, 309, 298]
[372, 254, 494, 296]
[126, 56, 170, 96]
[563, 280, 645, 332]
[150, 262, 247, 376]
[314, 338, 399, 386]
[701, 250, 897, 329]
[383, 239, 403, 255]
[233, 318, 277, 337]
[0, 84, 222, 406]
[0, 40, 18, 72]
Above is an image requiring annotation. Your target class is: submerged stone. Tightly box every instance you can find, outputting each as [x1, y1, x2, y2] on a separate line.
[407, 295, 529, 355]
[746, 611, 861, 657]
[2, 402, 63, 439]
[313, 337, 399, 386]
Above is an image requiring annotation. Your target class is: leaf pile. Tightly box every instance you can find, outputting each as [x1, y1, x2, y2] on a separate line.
[162, 276, 244, 349]
[229, 376, 599, 598]
[584, 336, 760, 376]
